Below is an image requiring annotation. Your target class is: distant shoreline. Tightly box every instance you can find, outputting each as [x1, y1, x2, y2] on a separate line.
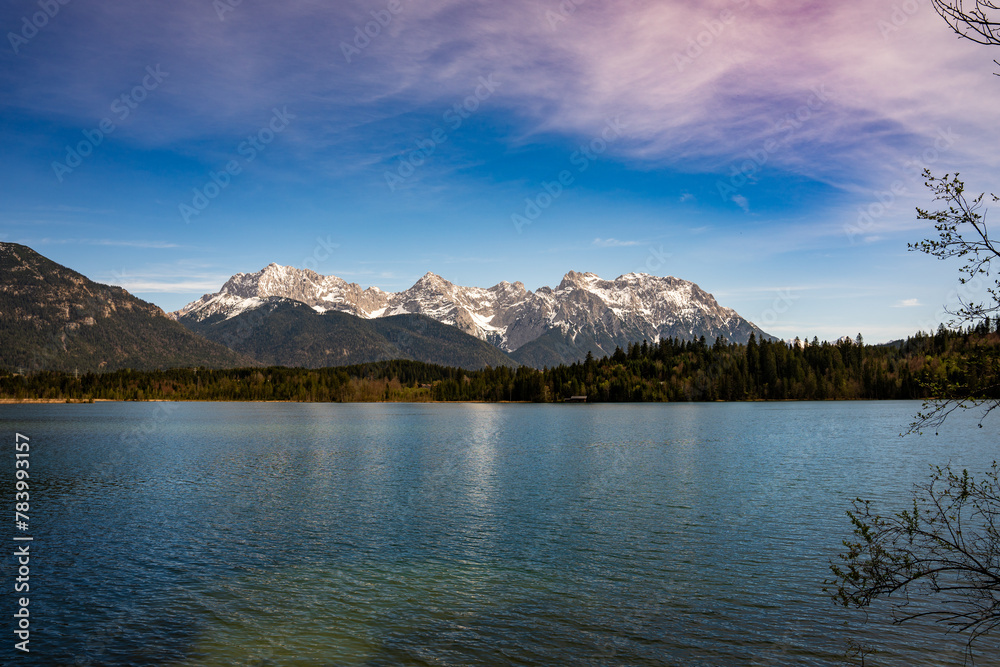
[5, 329, 995, 404]
[0, 397, 927, 405]
[0, 398, 526, 404]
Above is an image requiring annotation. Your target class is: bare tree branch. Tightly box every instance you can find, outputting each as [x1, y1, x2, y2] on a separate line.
[933, 1, 1000, 46]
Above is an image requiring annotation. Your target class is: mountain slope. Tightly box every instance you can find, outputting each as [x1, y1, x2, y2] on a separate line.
[369, 314, 519, 369]
[174, 264, 774, 366]
[180, 298, 517, 370]
[0, 243, 255, 372]
[508, 329, 610, 369]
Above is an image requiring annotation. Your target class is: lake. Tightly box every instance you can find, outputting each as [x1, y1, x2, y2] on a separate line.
[1, 401, 997, 666]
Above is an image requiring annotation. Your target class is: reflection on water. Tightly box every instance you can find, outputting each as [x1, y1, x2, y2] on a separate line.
[1, 401, 997, 666]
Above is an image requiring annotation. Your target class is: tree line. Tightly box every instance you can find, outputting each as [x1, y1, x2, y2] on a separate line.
[2, 324, 997, 404]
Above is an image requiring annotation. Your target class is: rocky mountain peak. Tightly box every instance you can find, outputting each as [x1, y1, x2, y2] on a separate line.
[413, 272, 450, 289]
[173, 267, 773, 363]
[558, 270, 602, 291]
[490, 280, 528, 296]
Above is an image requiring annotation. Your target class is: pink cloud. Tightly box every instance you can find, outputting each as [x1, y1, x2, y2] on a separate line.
[6, 0, 997, 192]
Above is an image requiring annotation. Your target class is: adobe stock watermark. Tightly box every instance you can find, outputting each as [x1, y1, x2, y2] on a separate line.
[213, 0, 242, 21]
[12, 433, 33, 654]
[512, 116, 627, 233]
[916, 274, 987, 333]
[301, 235, 339, 273]
[21, 295, 102, 372]
[877, 0, 928, 40]
[179, 106, 295, 224]
[384, 74, 501, 192]
[673, 0, 750, 72]
[545, 0, 588, 30]
[340, 0, 406, 63]
[51, 65, 169, 182]
[843, 127, 958, 244]
[70, 601, 140, 667]
[104, 403, 179, 472]
[636, 245, 673, 275]
[716, 84, 831, 206]
[7, 0, 71, 54]
[757, 289, 798, 330]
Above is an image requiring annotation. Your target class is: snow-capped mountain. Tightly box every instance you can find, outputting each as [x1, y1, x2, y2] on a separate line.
[172, 264, 771, 365]
[173, 264, 390, 321]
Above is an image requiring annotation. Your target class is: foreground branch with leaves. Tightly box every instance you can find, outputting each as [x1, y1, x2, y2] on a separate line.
[912, 171, 1000, 325]
[828, 463, 1000, 661]
[830, 4, 1000, 658]
[908, 171, 1000, 435]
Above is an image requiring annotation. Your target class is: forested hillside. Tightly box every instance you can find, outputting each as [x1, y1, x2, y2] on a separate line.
[3, 325, 996, 404]
[180, 299, 517, 371]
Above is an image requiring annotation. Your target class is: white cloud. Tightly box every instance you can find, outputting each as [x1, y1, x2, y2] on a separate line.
[593, 237, 640, 247]
[893, 298, 922, 308]
[108, 280, 225, 293]
[731, 194, 750, 213]
[96, 266, 231, 294]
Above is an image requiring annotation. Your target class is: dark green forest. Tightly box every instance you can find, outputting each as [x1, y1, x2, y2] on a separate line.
[2, 324, 997, 403]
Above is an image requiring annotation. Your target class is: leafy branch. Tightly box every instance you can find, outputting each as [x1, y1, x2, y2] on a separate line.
[911, 171, 1000, 327]
[907, 172, 1000, 434]
[828, 463, 1000, 663]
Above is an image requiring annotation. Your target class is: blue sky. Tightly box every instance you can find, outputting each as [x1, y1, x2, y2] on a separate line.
[2, 0, 998, 342]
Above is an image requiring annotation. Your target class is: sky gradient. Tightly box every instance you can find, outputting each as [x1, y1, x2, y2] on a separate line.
[2, 0, 998, 342]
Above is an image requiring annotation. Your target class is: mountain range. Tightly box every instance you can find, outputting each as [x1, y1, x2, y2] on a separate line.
[0, 243, 773, 373]
[173, 264, 772, 367]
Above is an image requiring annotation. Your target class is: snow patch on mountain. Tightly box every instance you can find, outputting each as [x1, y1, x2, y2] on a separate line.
[172, 265, 770, 351]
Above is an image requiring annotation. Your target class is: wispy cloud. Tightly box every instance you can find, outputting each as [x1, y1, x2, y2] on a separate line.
[21, 238, 182, 249]
[27, 205, 117, 214]
[893, 298, 922, 308]
[106, 280, 225, 293]
[6, 0, 995, 190]
[96, 265, 231, 294]
[439, 255, 502, 264]
[593, 237, 640, 247]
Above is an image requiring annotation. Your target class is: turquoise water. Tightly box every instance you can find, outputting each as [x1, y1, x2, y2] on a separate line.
[1, 401, 997, 665]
